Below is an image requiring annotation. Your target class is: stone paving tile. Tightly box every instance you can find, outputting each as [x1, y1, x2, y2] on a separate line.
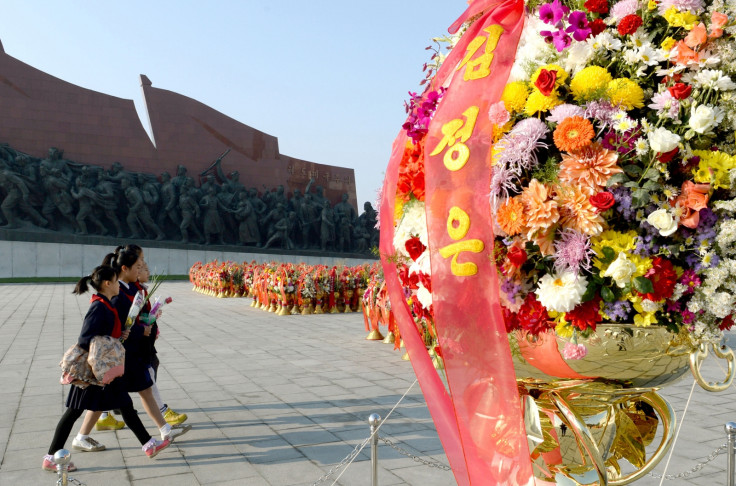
[2, 280, 736, 485]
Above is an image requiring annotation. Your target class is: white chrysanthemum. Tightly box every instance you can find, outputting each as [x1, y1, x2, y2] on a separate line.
[716, 220, 736, 253]
[691, 69, 736, 90]
[509, 14, 555, 82]
[588, 31, 622, 52]
[416, 284, 433, 310]
[635, 138, 650, 156]
[640, 299, 662, 313]
[563, 42, 594, 74]
[393, 200, 428, 258]
[535, 272, 588, 312]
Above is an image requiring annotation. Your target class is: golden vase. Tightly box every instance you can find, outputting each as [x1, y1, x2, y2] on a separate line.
[509, 324, 735, 485]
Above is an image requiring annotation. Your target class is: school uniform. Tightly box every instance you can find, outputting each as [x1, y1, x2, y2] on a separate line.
[114, 281, 154, 392]
[133, 281, 160, 376]
[65, 294, 133, 411]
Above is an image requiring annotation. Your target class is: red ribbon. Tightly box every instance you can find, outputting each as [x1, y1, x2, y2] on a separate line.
[381, 1, 533, 484]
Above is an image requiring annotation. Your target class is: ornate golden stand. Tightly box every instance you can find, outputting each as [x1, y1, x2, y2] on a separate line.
[509, 324, 736, 485]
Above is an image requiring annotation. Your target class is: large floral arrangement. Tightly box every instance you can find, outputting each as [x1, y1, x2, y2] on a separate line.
[190, 260, 380, 314]
[390, 0, 736, 355]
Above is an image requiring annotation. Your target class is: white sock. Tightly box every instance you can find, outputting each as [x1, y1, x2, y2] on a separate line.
[75, 434, 88, 441]
[159, 423, 171, 440]
[100, 412, 109, 419]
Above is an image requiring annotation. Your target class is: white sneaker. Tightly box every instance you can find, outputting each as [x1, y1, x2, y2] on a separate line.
[163, 424, 192, 442]
[72, 436, 106, 452]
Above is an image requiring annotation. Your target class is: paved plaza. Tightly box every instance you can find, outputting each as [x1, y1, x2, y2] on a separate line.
[0, 281, 735, 485]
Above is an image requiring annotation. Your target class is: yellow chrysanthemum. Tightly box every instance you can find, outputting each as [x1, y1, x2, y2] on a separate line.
[492, 120, 513, 143]
[570, 66, 612, 102]
[524, 89, 563, 115]
[501, 81, 530, 113]
[692, 149, 736, 189]
[394, 197, 405, 224]
[660, 36, 676, 51]
[663, 6, 698, 30]
[647, 0, 657, 10]
[590, 230, 652, 276]
[530, 64, 569, 87]
[607, 78, 645, 110]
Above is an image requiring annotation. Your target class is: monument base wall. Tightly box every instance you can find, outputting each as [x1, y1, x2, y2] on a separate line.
[0, 236, 375, 279]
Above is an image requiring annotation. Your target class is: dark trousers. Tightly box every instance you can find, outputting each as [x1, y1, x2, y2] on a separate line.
[47, 404, 152, 455]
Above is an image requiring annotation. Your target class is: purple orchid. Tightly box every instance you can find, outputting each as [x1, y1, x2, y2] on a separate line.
[566, 11, 592, 41]
[539, 0, 569, 25]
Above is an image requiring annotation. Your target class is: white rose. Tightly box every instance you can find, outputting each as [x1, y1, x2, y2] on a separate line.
[689, 104, 724, 134]
[646, 208, 678, 236]
[648, 127, 680, 153]
[603, 252, 637, 288]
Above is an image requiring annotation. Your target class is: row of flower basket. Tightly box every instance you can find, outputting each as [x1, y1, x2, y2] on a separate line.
[189, 260, 382, 315]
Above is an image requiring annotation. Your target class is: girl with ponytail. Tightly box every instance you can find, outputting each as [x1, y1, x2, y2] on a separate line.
[43, 266, 170, 472]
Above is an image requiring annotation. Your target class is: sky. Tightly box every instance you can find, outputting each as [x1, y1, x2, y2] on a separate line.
[2, 0, 467, 207]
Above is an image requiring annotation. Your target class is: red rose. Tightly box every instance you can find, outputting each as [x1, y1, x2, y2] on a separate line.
[590, 18, 607, 36]
[617, 14, 643, 36]
[397, 265, 410, 287]
[589, 191, 615, 212]
[658, 147, 679, 163]
[584, 0, 609, 13]
[405, 236, 426, 261]
[507, 246, 528, 267]
[407, 271, 420, 290]
[534, 68, 557, 97]
[668, 82, 692, 100]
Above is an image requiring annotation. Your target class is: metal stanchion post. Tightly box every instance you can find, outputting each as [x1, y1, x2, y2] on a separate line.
[54, 449, 72, 486]
[369, 413, 381, 486]
[726, 422, 736, 486]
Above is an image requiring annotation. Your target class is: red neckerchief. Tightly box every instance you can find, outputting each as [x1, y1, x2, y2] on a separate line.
[90, 294, 122, 338]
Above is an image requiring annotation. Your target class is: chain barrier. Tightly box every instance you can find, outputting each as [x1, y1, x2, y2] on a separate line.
[311, 437, 372, 485]
[57, 476, 86, 486]
[379, 435, 451, 471]
[648, 443, 727, 480]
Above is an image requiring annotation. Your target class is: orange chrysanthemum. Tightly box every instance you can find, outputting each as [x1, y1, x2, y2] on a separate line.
[553, 116, 595, 152]
[496, 196, 526, 236]
[556, 184, 605, 236]
[521, 179, 559, 239]
[559, 143, 622, 195]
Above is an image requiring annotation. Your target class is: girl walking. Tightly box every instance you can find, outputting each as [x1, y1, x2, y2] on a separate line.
[43, 266, 170, 472]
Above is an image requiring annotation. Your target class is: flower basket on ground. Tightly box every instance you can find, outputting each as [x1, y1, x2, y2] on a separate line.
[381, 0, 736, 484]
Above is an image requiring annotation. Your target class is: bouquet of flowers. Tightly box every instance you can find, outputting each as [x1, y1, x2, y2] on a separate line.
[391, 0, 736, 354]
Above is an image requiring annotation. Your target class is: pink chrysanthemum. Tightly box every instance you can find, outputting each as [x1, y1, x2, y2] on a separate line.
[658, 0, 704, 14]
[490, 164, 522, 213]
[554, 229, 593, 274]
[496, 118, 550, 172]
[548, 104, 586, 124]
[610, 0, 640, 20]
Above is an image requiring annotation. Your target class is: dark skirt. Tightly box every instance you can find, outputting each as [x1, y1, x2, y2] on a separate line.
[124, 354, 154, 393]
[65, 377, 132, 411]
